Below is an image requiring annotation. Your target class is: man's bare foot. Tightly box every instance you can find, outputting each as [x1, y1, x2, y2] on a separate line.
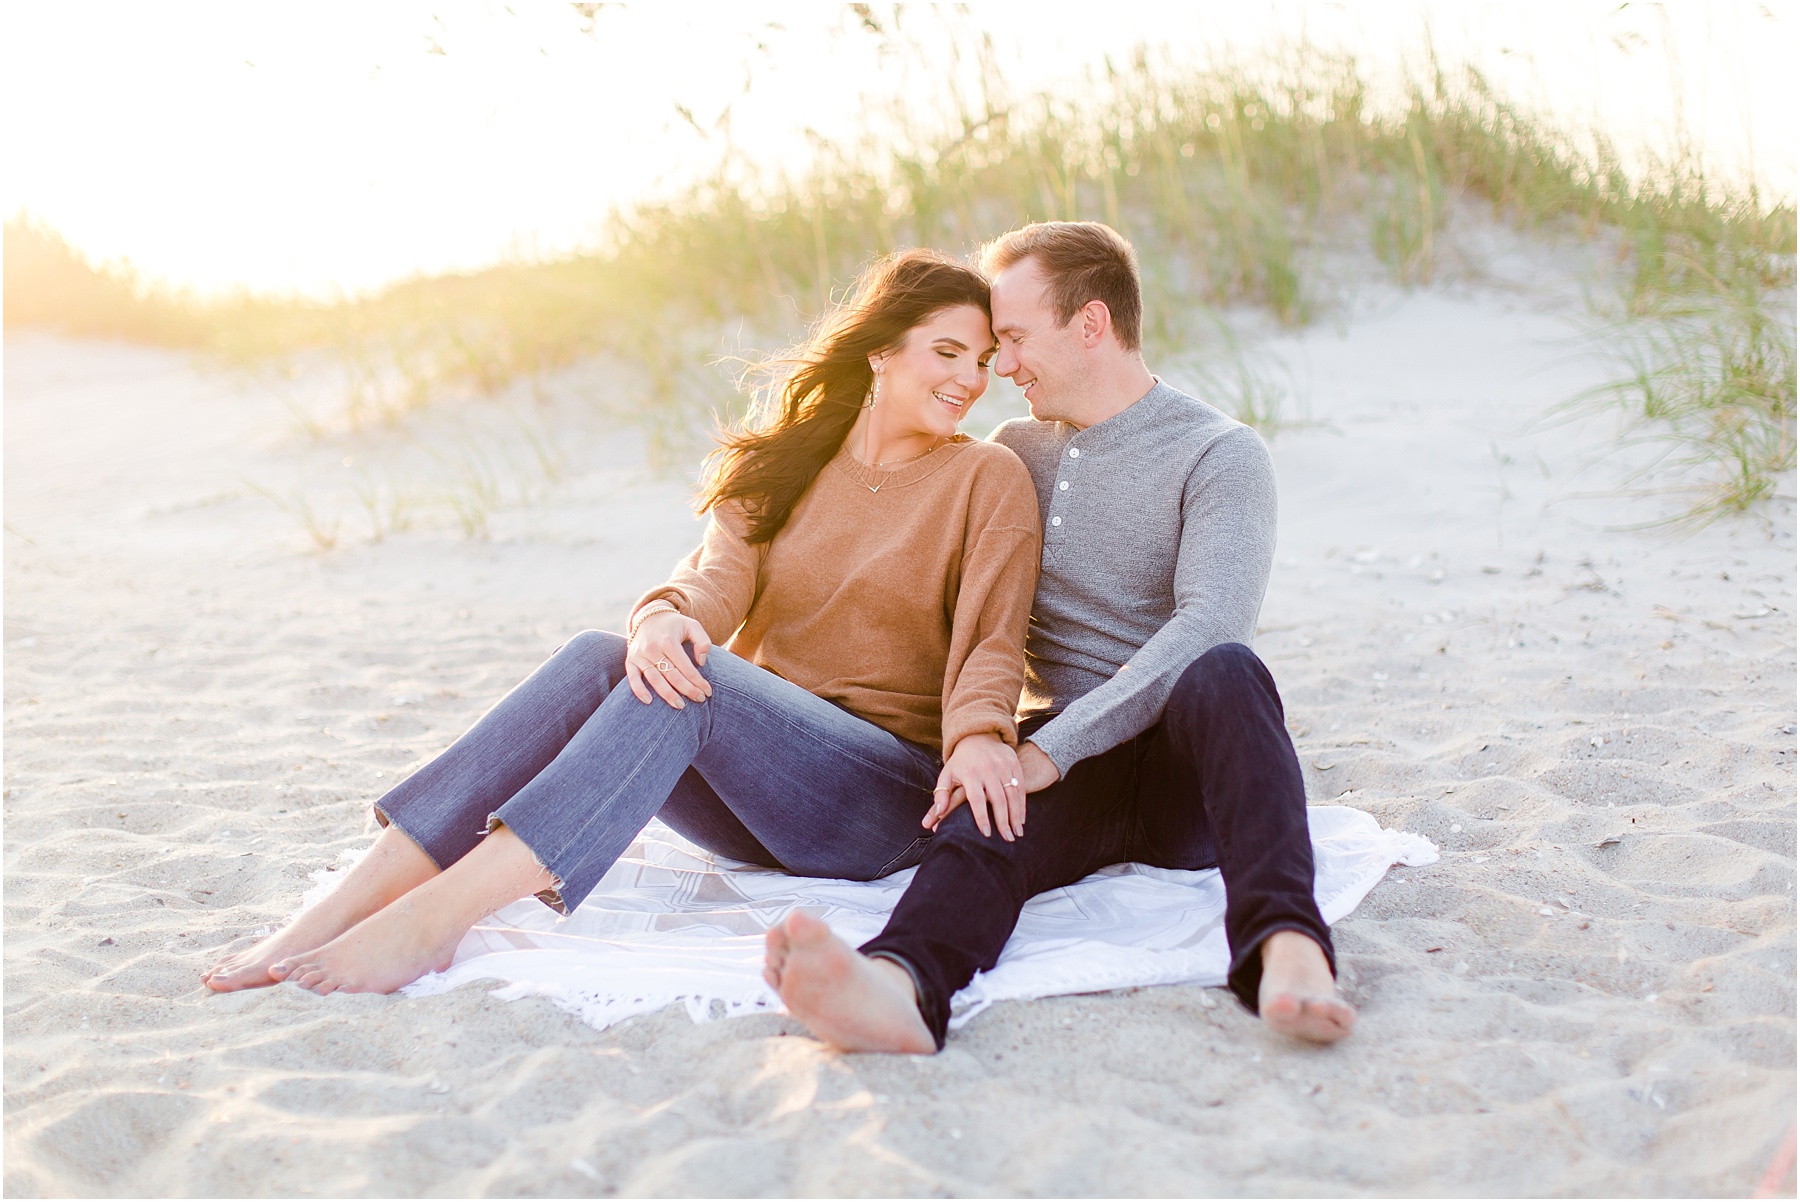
[764, 913, 935, 1054]
[270, 895, 463, 995]
[1258, 930, 1356, 1044]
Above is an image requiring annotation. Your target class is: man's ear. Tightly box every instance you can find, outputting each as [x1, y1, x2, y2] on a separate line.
[1078, 300, 1113, 349]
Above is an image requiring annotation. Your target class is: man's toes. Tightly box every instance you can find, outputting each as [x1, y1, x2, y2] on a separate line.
[1305, 996, 1357, 1035]
[1262, 991, 1301, 1023]
[1263, 992, 1355, 1043]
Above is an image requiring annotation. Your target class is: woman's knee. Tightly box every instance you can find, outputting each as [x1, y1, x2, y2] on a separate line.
[559, 628, 626, 663]
[552, 629, 628, 683]
[691, 645, 750, 689]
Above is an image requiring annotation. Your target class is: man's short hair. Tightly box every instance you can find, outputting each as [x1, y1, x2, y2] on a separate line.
[979, 221, 1142, 351]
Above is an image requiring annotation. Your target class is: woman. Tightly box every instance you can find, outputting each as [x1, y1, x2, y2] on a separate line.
[201, 249, 1041, 1001]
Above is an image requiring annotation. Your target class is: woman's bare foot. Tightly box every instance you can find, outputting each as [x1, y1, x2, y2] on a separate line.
[764, 913, 935, 1054]
[202, 908, 360, 993]
[1257, 930, 1356, 1043]
[201, 826, 439, 992]
[271, 894, 464, 995]
[272, 823, 552, 996]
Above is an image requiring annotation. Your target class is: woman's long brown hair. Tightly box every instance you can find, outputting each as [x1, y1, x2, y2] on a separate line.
[696, 248, 991, 543]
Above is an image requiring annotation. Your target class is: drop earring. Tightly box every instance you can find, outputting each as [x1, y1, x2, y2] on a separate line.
[863, 374, 880, 409]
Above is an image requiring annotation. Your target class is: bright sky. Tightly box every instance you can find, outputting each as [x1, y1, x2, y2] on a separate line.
[3, 2, 1792, 298]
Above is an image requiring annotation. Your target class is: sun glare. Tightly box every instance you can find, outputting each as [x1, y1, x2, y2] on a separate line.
[2, 1, 1792, 298]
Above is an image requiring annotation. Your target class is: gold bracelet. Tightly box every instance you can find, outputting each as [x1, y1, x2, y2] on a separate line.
[628, 600, 678, 640]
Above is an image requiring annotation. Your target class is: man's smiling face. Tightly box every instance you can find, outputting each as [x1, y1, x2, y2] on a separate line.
[989, 256, 1088, 423]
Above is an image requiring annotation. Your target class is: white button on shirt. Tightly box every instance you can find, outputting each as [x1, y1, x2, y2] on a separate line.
[1050, 516, 1062, 526]
[1068, 447, 1081, 458]
[1058, 481, 1069, 491]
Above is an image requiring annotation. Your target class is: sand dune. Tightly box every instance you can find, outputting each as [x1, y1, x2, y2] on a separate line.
[4, 245, 1794, 1195]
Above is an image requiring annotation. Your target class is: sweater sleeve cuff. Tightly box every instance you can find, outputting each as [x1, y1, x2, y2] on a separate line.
[628, 587, 688, 626]
[941, 707, 1019, 758]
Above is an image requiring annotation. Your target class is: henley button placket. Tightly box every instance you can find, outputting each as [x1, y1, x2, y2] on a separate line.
[1047, 441, 1084, 544]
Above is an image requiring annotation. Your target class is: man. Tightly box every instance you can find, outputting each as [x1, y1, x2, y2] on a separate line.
[764, 221, 1354, 1053]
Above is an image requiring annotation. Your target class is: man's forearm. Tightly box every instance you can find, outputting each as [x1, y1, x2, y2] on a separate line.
[1028, 625, 1211, 774]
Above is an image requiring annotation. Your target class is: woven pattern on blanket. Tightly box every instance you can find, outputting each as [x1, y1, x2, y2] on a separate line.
[301, 806, 1435, 1031]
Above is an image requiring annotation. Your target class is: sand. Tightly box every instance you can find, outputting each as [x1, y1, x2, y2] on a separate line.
[5, 238, 1795, 1195]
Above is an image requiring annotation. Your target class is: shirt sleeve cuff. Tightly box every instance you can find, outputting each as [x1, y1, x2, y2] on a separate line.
[1024, 721, 1083, 779]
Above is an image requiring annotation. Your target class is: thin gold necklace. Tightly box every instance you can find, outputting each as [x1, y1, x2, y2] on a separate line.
[844, 436, 946, 494]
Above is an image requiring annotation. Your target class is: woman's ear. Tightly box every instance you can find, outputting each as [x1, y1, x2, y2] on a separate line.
[867, 351, 886, 376]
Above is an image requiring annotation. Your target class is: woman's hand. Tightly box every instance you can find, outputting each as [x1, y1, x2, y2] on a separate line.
[626, 610, 713, 708]
[923, 732, 1026, 841]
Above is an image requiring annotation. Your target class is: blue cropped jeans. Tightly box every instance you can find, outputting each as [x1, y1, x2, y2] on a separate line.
[373, 630, 941, 910]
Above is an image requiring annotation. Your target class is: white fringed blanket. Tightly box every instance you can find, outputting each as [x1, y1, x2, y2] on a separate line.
[307, 806, 1435, 1032]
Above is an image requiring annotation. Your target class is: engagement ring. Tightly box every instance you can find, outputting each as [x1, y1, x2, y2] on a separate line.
[1008, 778, 1020, 787]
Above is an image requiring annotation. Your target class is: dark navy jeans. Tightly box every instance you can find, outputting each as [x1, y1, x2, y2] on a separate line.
[374, 630, 940, 911]
[861, 642, 1332, 1047]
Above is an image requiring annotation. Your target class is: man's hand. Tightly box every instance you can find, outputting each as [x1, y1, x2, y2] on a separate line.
[625, 610, 713, 708]
[1016, 740, 1062, 793]
[923, 733, 1025, 840]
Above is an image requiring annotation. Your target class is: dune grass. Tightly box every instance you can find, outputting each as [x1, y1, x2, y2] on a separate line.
[7, 46, 1793, 522]
[1575, 280, 1796, 523]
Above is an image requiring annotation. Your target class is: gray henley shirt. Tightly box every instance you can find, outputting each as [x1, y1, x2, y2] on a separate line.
[990, 379, 1278, 775]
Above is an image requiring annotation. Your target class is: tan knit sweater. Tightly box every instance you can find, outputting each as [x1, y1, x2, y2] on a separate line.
[631, 436, 1041, 757]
